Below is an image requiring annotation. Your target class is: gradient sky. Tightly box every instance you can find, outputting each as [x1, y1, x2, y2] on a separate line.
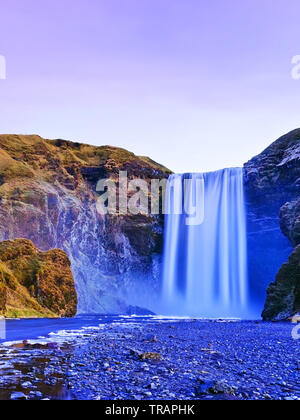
[0, 0, 300, 172]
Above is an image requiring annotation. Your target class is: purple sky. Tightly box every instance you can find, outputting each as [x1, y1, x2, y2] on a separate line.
[0, 0, 300, 172]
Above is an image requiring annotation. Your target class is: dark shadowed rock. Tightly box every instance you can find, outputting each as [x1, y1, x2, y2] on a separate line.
[244, 129, 300, 309]
[280, 199, 300, 247]
[258, 132, 300, 320]
[195, 379, 236, 397]
[262, 246, 300, 321]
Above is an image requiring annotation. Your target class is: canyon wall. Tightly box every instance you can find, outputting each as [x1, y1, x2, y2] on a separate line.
[244, 129, 300, 317]
[0, 135, 170, 314]
[0, 131, 298, 318]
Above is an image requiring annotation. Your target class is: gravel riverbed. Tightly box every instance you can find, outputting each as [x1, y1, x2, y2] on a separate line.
[0, 319, 299, 400]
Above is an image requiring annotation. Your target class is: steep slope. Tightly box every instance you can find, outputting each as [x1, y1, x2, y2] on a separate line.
[0, 135, 171, 314]
[244, 129, 300, 311]
[263, 197, 300, 320]
[0, 238, 77, 318]
[262, 246, 300, 321]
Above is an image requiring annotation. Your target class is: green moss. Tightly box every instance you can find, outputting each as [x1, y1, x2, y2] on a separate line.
[0, 239, 77, 319]
[4, 308, 56, 319]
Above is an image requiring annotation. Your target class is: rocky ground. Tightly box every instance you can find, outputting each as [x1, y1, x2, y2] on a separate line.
[0, 319, 299, 401]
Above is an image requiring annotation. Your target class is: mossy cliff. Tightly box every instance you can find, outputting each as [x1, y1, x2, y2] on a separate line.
[0, 238, 77, 318]
[0, 135, 171, 314]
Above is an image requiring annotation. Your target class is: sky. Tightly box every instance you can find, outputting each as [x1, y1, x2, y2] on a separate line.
[0, 0, 300, 173]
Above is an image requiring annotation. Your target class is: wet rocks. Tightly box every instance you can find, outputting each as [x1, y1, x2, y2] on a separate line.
[0, 319, 300, 400]
[195, 380, 236, 397]
[12, 341, 60, 351]
[10, 392, 28, 400]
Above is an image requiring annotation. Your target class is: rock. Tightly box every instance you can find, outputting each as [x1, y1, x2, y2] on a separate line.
[21, 381, 33, 389]
[262, 246, 300, 320]
[280, 199, 300, 247]
[126, 306, 156, 316]
[139, 352, 162, 361]
[144, 334, 158, 343]
[244, 129, 300, 308]
[130, 349, 143, 358]
[12, 341, 60, 351]
[0, 239, 77, 318]
[47, 342, 59, 350]
[195, 380, 236, 397]
[0, 135, 171, 314]
[258, 133, 300, 321]
[10, 392, 28, 400]
[144, 391, 152, 397]
[29, 391, 43, 399]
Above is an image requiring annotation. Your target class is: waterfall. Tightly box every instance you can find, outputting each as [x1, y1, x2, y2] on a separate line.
[161, 168, 250, 318]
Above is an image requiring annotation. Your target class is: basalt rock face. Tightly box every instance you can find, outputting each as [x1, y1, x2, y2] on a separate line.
[0, 135, 171, 314]
[262, 197, 300, 320]
[0, 238, 77, 318]
[262, 246, 300, 321]
[244, 129, 300, 312]
[280, 199, 300, 248]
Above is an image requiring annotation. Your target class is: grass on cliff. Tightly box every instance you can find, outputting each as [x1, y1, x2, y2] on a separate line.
[0, 261, 56, 318]
[0, 134, 171, 180]
[0, 239, 77, 319]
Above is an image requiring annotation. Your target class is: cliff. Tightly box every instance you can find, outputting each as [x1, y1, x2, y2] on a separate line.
[0, 135, 171, 314]
[262, 246, 300, 321]
[262, 195, 300, 320]
[244, 129, 300, 314]
[244, 129, 300, 320]
[0, 238, 77, 318]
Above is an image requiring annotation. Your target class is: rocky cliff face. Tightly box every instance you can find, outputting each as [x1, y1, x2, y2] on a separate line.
[262, 246, 300, 321]
[243, 129, 300, 319]
[262, 194, 300, 320]
[244, 129, 300, 312]
[0, 135, 170, 314]
[280, 199, 300, 248]
[0, 238, 77, 318]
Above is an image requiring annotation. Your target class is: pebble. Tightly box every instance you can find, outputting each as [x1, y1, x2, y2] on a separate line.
[1, 320, 299, 401]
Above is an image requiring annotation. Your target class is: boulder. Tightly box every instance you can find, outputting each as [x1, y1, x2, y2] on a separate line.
[0, 238, 77, 318]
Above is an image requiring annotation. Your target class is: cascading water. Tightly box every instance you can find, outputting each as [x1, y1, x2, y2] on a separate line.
[161, 168, 251, 318]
